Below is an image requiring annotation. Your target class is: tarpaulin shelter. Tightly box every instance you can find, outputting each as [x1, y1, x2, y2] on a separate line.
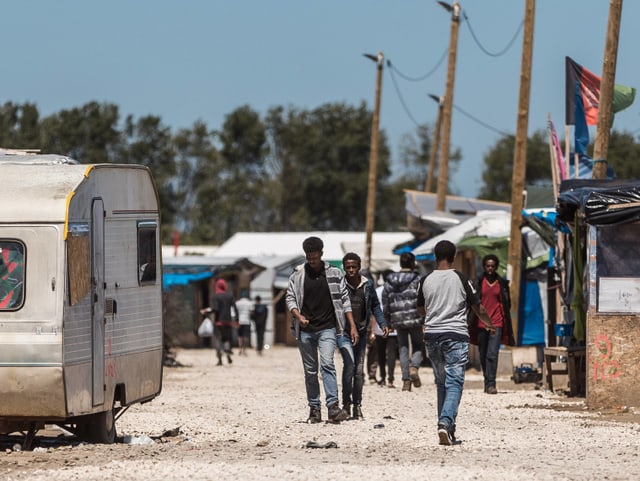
[557, 178, 640, 408]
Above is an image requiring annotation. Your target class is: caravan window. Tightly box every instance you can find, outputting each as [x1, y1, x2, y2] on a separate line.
[0, 240, 25, 310]
[137, 222, 157, 284]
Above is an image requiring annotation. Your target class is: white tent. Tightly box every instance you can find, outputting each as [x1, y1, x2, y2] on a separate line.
[412, 210, 512, 258]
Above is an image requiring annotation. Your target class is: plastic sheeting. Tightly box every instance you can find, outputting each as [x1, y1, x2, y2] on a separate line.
[557, 179, 640, 225]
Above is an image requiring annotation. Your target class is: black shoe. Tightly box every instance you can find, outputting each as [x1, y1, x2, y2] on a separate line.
[343, 403, 351, 419]
[352, 405, 363, 420]
[307, 407, 322, 424]
[227, 354, 233, 364]
[216, 360, 223, 366]
[328, 403, 348, 422]
[438, 423, 453, 446]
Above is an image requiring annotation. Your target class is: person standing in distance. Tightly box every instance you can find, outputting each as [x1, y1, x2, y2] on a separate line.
[417, 240, 495, 446]
[471, 254, 515, 394]
[250, 295, 268, 355]
[286, 236, 357, 424]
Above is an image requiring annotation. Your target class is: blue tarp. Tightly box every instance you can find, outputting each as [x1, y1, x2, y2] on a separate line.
[163, 271, 213, 290]
[519, 279, 545, 346]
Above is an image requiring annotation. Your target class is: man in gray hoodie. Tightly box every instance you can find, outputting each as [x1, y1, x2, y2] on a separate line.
[286, 236, 357, 424]
[382, 252, 424, 392]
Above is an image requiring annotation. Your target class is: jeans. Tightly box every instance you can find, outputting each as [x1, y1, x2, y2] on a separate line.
[337, 330, 367, 406]
[397, 326, 424, 381]
[297, 328, 339, 408]
[376, 335, 398, 384]
[425, 339, 469, 431]
[477, 327, 503, 389]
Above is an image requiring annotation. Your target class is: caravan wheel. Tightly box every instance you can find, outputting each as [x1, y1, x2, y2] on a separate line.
[78, 405, 117, 444]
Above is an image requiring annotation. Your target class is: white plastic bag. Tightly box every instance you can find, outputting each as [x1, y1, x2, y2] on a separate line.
[198, 317, 214, 337]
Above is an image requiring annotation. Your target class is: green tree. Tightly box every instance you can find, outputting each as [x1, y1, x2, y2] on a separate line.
[478, 130, 551, 202]
[266, 102, 392, 231]
[121, 115, 177, 242]
[0, 102, 41, 149]
[40, 102, 122, 163]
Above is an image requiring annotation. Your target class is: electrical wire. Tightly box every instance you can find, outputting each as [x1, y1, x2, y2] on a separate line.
[387, 65, 422, 128]
[452, 104, 512, 137]
[463, 11, 523, 58]
[386, 48, 448, 82]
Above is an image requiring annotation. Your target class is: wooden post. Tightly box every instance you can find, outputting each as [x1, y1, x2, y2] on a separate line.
[592, 0, 623, 179]
[364, 52, 384, 270]
[425, 95, 443, 193]
[436, 1, 461, 213]
[507, 0, 536, 342]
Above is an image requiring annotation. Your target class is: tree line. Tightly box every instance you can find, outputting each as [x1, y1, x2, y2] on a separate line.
[2, 101, 639, 244]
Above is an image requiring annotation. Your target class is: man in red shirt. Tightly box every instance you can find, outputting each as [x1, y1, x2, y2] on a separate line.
[473, 254, 514, 394]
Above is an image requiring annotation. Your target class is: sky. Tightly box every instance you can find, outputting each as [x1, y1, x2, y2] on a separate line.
[3, 1, 640, 198]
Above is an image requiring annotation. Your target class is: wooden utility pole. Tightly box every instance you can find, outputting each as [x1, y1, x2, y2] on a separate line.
[425, 94, 444, 192]
[592, 0, 623, 179]
[364, 51, 384, 270]
[507, 0, 536, 342]
[436, 1, 461, 212]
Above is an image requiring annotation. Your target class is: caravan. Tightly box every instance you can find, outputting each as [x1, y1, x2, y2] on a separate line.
[0, 151, 163, 444]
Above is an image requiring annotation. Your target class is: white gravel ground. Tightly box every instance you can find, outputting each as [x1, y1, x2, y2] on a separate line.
[1, 345, 639, 481]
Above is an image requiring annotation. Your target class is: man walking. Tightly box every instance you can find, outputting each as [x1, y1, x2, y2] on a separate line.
[250, 295, 268, 355]
[337, 253, 388, 419]
[417, 240, 495, 445]
[286, 236, 357, 423]
[382, 252, 424, 392]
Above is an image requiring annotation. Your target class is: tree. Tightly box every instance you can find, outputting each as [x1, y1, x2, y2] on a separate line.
[121, 115, 177, 242]
[478, 130, 551, 202]
[0, 102, 41, 150]
[40, 102, 122, 163]
[266, 102, 392, 231]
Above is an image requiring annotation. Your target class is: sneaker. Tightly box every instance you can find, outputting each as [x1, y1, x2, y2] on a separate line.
[343, 403, 351, 419]
[352, 405, 363, 420]
[409, 367, 422, 388]
[438, 424, 453, 446]
[307, 407, 322, 424]
[402, 380, 412, 392]
[328, 403, 348, 422]
[227, 354, 233, 364]
[485, 386, 498, 395]
[387, 381, 395, 389]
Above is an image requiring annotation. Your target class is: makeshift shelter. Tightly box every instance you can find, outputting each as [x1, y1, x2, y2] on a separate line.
[557, 179, 640, 408]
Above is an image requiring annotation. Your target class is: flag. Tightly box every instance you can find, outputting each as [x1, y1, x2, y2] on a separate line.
[547, 117, 566, 181]
[565, 56, 636, 126]
[574, 81, 589, 155]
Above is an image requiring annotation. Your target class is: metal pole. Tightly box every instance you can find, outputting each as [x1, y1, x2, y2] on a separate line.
[436, 1, 461, 212]
[592, 0, 623, 179]
[364, 51, 384, 270]
[507, 0, 536, 342]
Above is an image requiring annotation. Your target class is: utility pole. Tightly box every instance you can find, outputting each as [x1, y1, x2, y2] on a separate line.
[425, 94, 444, 192]
[436, 1, 461, 212]
[363, 51, 384, 270]
[507, 0, 536, 343]
[592, 0, 623, 179]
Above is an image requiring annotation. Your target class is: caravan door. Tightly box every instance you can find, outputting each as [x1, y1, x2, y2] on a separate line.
[91, 199, 105, 406]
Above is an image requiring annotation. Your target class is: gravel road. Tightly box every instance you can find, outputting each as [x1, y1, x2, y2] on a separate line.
[1, 345, 639, 480]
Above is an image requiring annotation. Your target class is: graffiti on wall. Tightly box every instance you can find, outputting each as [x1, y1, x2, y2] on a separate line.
[592, 333, 621, 382]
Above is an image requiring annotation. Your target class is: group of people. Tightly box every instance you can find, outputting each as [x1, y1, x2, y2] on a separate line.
[286, 236, 511, 446]
[201, 279, 268, 366]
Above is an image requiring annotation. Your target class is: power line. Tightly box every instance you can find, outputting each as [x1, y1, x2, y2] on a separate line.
[453, 104, 512, 137]
[463, 11, 524, 57]
[387, 65, 422, 128]
[386, 48, 448, 82]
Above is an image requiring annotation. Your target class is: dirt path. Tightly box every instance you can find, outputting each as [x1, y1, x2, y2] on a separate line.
[1, 346, 639, 480]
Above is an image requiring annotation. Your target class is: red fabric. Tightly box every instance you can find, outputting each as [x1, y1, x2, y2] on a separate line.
[480, 279, 504, 329]
[215, 278, 228, 294]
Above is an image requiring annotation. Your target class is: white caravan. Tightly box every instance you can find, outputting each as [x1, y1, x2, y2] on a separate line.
[0, 151, 163, 445]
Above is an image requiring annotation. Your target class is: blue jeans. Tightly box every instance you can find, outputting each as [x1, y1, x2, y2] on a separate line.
[297, 328, 339, 408]
[425, 340, 469, 431]
[477, 327, 503, 389]
[337, 330, 367, 406]
[397, 326, 424, 381]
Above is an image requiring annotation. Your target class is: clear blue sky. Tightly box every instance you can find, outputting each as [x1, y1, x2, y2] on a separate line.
[3, 1, 639, 197]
